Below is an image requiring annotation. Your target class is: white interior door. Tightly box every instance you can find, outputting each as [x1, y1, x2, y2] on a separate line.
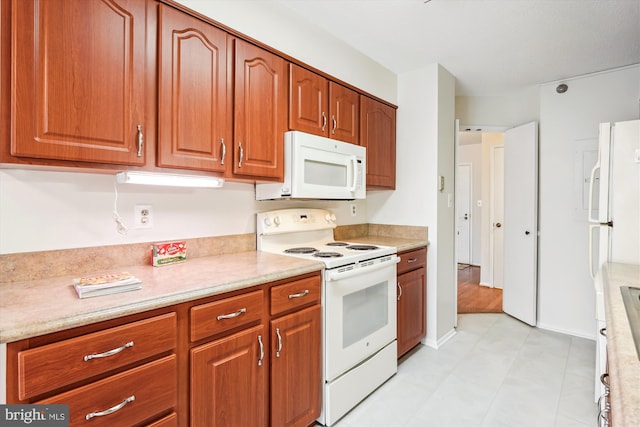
[491, 146, 504, 289]
[456, 164, 472, 265]
[503, 122, 538, 326]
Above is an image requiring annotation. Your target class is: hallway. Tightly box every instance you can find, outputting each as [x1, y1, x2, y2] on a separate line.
[457, 265, 503, 313]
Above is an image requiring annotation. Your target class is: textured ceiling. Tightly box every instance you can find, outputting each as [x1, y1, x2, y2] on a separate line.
[276, 0, 640, 96]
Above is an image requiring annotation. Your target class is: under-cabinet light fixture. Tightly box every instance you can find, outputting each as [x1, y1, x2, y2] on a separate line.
[115, 171, 224, 188]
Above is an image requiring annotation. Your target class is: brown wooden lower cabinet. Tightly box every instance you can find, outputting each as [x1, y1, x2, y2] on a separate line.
[5, 272, 322, 427]
[190, 325, 267, 426]
[396, 247, 427, 358]
[271, 305, 322, 427]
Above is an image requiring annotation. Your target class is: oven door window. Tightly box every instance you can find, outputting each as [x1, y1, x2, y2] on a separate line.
[343, 281, 388, 348]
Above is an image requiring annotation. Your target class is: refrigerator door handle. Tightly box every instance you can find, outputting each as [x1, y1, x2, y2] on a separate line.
[587, 161, 600, 224]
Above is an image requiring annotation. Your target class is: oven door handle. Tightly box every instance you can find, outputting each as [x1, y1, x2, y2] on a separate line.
[325, 256, 400, 282]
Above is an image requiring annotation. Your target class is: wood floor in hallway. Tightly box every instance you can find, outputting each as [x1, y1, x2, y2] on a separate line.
[457, 265, 503, 313]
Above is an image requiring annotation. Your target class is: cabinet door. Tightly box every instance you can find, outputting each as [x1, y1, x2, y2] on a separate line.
[329, 82, 359, 144]
[289, 64, 328, 137]
[397, 267, 426, 358]
[233, 39, 287, 179]
[11, 0, 146, 165]
[271, 305, 321, 427]
[157, 5, 228, 172]
[191, 325, 266, 427]
[360, 96, 396, 189]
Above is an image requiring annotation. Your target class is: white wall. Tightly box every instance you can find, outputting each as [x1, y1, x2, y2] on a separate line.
[368, 63, 456, 347]
[537, 65, 640, 338]
[456, 86, 539, 129]
[0, 1, 394, 255]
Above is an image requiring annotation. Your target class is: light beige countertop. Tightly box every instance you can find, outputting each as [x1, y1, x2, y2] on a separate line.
[0, 226, 429, 345]
[601, 262, 640, 426]
[0, 251, 323, 344]
[343, 235, 428, 253]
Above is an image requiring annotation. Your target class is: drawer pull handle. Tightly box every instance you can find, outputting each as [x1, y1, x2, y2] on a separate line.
[407, 258, 418, 263]
[288, 289, 309, 299]
[217, 308, 247, 321]
[83, 341, 134, 362]
[85, 395, 135, 420]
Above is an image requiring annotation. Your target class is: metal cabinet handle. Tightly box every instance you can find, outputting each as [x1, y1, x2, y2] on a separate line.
[84, 341, 134, 361]
[331, 115, 337, 134]
[220, 138, 226, 165]
[238, 142, 244, 168]
[85, 395, 135, 420]
[407, 258, 418, 263]
[599, 327, 607, 337]
[136, 125, 144, 157]
[322, 112, 327, 132]
[288, 290, 309, 299]
[257, 335, 264, 366]
[216, 308, 246, 321]
[397, 282, 402, 301]
[496, 223, 502, 228]
[276, 327, 282, 358]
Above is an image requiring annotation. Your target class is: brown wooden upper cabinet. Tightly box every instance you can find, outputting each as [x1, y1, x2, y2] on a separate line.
[289, 64, 359, 145]
[10, 0, 147, 166]
[360, 95, 397, 189]
[157, 4, 229, 173]
[233, 39, 287, 180]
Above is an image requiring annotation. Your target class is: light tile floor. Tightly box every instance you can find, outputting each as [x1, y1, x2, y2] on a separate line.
[331, 313, 597, 427]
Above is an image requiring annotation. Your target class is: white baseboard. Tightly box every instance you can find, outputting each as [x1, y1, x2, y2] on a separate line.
[422, 328, 457, 349]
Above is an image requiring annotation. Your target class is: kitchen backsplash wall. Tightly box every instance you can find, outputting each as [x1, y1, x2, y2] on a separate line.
[0, 169, 369, 255]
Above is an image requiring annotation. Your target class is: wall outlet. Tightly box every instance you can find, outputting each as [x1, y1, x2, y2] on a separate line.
[350, 204, 357, 216]
[134, 204, 153, 229]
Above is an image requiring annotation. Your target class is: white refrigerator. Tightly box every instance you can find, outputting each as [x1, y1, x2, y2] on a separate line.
[588, 119, 640, 400]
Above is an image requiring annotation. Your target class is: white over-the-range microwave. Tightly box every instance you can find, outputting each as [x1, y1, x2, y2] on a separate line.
[255, 131, 366, 200]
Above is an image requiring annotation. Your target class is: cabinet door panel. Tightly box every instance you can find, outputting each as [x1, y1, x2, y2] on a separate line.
[397, 268, 426, 358]
[289, 64, 328, 137]
[271, 305, 321, 427]
[157, 5, 228, 171]
[191, 325, 267, 427]
[233, 39, 286, 179]
[329, 82, 359, 144]
[11, 0, 146, 165]
[360, 96, 396, 189]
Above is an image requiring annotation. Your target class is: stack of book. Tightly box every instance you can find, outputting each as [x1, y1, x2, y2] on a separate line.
[73, 272, 142, 299]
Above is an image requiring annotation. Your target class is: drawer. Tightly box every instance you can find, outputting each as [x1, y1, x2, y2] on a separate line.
[271, 275, 321, 316]
[146, 412, 178, 427]
[18, 312, 177, 399]
[191, 290, 263, 342]
[397, 247, 427, 275]
[38, 355, 177, 427]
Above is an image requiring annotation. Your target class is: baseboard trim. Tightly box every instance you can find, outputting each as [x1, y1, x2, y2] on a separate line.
[423, 328, 457, 349]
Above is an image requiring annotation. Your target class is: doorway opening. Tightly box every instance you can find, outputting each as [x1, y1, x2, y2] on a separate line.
[456, 127, 505, 314]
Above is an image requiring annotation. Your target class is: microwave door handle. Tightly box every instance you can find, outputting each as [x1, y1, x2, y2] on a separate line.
[349, 156, 357, 192]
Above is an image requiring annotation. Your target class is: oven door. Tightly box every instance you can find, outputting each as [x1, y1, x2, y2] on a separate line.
[324, 256, 398, 381]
